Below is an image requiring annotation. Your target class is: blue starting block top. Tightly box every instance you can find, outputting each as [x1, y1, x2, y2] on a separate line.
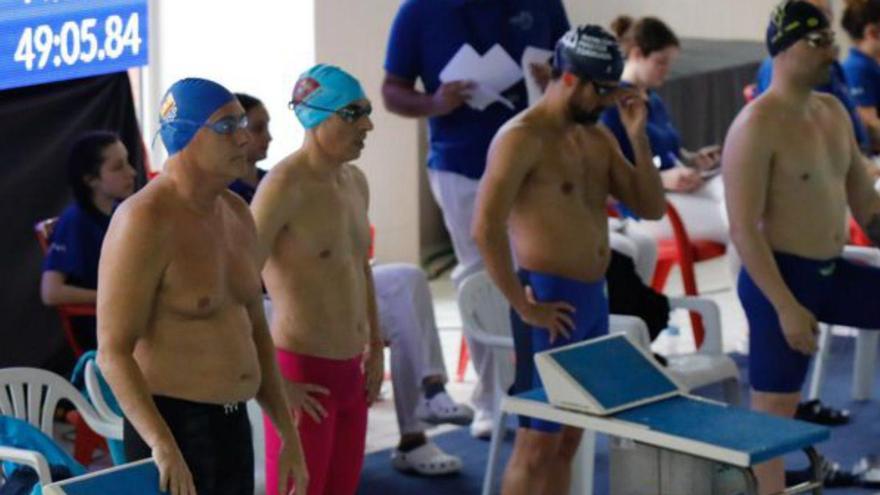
[535, 334, 685, 415]
[514, 385, 829, 466]
[43, 459, 165, 495]
[547, 334, 679, 410]
[523, 334, 830, 466]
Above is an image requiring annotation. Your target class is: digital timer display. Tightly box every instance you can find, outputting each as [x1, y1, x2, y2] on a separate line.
[0, 0, 148, 91]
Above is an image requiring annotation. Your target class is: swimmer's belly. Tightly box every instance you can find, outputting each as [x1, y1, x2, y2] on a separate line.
[264, 266, 369, 359]
[511, 214, 610, 283]
[762, 215, 846, 260]
[272, 310, 370, 359]
[135, 309, 261, 404]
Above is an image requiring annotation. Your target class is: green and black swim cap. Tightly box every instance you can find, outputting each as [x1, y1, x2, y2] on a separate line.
[767, 0, 830, 57]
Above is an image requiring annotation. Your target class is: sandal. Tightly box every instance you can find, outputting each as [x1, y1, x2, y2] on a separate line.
[854, 455, 880, 487]
[794, 399, 850, 426]
[391, 442, 462, 476]
[415, 392, 474, 426]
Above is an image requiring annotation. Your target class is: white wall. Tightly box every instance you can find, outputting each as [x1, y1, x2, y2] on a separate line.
[315, 0, 424, 264]
[146, 0, 315, 169]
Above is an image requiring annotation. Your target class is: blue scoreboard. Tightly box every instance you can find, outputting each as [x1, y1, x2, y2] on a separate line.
[0, 0, 148, 91]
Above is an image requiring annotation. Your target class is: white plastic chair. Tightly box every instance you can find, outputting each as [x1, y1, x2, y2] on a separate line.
[0, 367, 122, 488]
[83, 361, 123, 426]
[808, 246, 880, 401]
[665, 297, 741, 406]
[459, 270, 740, 495]
[0, 446, 52, 487]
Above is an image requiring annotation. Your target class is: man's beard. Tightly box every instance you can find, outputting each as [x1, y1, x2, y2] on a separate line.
[571, 105, 605, 125]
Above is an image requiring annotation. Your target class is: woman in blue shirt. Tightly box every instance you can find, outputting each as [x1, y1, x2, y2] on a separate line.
[842, 0, 880, 153]
[40, 131, 136, 351]
[601, 16, 729, 245]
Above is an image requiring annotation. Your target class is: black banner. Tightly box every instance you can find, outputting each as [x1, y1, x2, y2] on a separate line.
[0, 72, 146, 371]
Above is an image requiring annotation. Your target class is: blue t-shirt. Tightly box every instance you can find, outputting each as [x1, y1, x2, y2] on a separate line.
[384, 0, 569, 179]
[228, 168, 267, 205]
[843, 47, 880, 110]
[601, 83, 681, 171]
[757, 56, 868, 150]
[43, 203, 111, 290]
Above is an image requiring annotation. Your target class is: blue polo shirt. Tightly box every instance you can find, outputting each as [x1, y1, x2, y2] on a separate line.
[43, 203, 111, 352]
[228, 168, 267, 205]
[384, 0, 569, 180]
[43, 203, 111, 290]
[757, 56, 868, 150]
[601, 83, 681, 171]
[844, 48, 880, 108]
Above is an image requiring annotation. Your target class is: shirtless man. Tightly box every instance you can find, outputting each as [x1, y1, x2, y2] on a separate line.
[473, 26, 665, 495]
[250, 65, 383, 495]
[724, 2, 880, 493]
[97, 78, 307, 495]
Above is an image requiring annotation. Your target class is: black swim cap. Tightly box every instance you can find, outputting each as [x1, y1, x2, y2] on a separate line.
[553, 25, 624, 82]
[767, 0, 830, 57]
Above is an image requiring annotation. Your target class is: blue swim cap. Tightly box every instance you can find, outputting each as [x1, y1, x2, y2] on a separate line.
[553, 25, 624, 82]
[290, 64, 366, 129]
[158, 78, 236, 155]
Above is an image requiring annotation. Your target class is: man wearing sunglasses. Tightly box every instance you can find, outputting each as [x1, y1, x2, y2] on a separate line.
[96, 78, 308, 495]
[473, 26, 665, 495]
[251, 64, 380, 495]
[725, 1, 880, 493]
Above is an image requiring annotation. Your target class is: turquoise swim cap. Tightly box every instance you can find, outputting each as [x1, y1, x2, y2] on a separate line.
[290, 64, 366, 129]
[158, 78, 236, 155]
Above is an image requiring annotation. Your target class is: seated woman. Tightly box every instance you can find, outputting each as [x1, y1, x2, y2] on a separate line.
[601, 16, 728, 246]
[40, 131, 136, 352]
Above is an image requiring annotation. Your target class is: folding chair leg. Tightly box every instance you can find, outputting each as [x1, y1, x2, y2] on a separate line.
[807, 324, 833, 401]
[852, 329, 879, 401]
[483, 410, 509, 495]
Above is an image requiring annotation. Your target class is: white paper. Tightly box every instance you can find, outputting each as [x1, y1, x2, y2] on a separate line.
[521, 46, 554, 106]
[439, 43, 523, 111]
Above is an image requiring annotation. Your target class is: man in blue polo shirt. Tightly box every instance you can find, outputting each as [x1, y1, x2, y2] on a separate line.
[382, 0, 570, 439]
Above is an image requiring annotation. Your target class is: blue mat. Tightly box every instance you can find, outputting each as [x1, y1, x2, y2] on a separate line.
[357, 336, 880, 495]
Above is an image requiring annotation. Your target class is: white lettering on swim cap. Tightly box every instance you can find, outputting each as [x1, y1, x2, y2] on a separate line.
[560, 31, 614, 61]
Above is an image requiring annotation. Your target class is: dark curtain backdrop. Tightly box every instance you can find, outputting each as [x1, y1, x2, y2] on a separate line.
[0, 73, 146, 371]
[657, 38, 766, 149]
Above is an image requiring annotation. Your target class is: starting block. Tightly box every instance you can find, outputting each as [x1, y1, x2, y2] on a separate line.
[483, 334, 830, 495]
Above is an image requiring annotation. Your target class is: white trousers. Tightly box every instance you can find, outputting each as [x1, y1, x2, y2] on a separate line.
[373, 263, 449, 435]
[428, 169, 505, 416]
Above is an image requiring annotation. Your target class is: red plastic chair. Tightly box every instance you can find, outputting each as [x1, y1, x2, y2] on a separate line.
[850, 218, 873, 247]
[34, 217, 106, 465]
[651, 201, 727, 348]
[456, 336, 470, 382]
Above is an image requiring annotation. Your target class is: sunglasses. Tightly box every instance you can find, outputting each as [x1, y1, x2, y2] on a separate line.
[289, 101, 373, 123]
[589, 80, 619, 97]
[172, 114, 249, 135]
[804, 30, 835, 49]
